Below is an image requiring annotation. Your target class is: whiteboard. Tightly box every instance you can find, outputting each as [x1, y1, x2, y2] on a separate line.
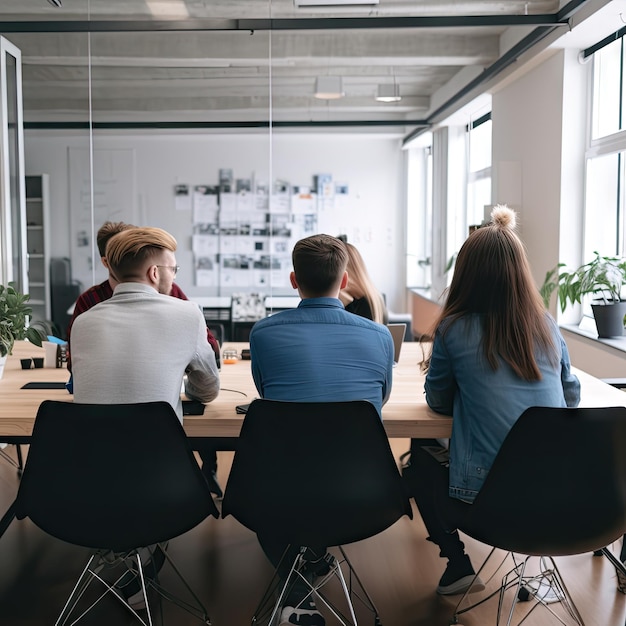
[68, 147, 136, 289]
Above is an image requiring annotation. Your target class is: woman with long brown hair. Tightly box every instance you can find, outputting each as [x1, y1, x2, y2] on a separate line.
[404, 205, 580, 596]
[339, 242, 388, 324]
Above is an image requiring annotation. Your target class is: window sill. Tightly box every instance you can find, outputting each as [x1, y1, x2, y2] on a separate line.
[561, 318, 626, 355]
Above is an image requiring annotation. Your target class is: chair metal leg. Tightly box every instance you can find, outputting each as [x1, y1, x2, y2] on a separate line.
[451, 546, 501, 623]
[0, 500, 16, 539]
[500, 556, 529, 626]
[55, 553, 101, 626]
[252, 545, 383, 626]
[338, 546, 382, 623]
[451, 551, 537, 625]
[55, 551, 152, 626]
[252, 545, 330, 626]
[55, 545, 211, 626]
[266, 553, 305, 626]
[251, 562, 288, 625]
[450, 551, 586, 626]
[601, 546, 626, 593]
[515, 557, 585, 626]
[328, 554, 359, 625]
[135, 551, 154, 626]
[148, 543, 212, 625]
[15, 444, 24, 474]
[270, 553, 356, 626]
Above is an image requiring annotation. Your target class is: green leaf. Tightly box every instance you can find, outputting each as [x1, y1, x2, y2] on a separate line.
[0, 281, 38, 355]
[540, 252, 626, 313]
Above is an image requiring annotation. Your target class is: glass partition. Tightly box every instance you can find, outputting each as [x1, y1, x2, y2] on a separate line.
[88, 27, 272, 303]
[0, 0, 470, 330]
[0, 37, 26, 291]
[268, 24, 409, 313]
[1, 8, 93, 332]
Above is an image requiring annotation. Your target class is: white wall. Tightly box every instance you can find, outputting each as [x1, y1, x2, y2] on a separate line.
[493, 49, 588, 322]
[492, 51, 567, 289]
[24, 130, 407, 312]
[563, 330, 626, 379]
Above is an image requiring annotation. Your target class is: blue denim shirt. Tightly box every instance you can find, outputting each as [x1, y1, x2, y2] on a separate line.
[250, 297, 394, 416]
[425, 314, 580, 503]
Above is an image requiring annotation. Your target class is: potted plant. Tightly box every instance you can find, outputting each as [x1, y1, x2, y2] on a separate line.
[540, 252, 626, 338]
[0, 283, 46, 377]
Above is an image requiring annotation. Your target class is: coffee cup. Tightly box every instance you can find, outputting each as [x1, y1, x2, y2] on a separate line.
[32, 357, 44, 368]
[20, 358, 32, 370]
[42, 341, 59, 368]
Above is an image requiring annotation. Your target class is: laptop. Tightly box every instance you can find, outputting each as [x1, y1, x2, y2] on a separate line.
[387, 323, 407, 365]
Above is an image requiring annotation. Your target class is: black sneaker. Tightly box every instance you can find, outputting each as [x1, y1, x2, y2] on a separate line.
[303, 552, 333, 578]
[117, 587, 147, 611]
[114, 544, 166, 602]
[436, 555, 485, 595]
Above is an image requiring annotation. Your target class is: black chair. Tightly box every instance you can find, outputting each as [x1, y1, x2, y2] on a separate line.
[221, 399, 413, 626]
[207, 322, 225, 347]
[450, 406, 626, 626]
[14, 400, 219, 626]
[597, 380, 626, 592]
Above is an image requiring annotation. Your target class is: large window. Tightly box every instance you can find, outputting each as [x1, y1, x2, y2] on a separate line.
[591, 37, 626, 140]
[406, 137, 433, 289]
[404, 104, 492, 297]
[584, 152, 622, 258]
[585, 34, 626, 260]
[467, 114, 492, 229]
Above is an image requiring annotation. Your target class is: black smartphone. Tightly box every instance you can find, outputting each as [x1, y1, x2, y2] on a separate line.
[183, 400, 206, 415]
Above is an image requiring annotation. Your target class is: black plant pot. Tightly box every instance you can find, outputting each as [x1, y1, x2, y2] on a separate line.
[591, 301, 626, 338]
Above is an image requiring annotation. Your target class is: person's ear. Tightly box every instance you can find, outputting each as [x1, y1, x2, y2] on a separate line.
[101, 257, 109, 269]
[147, 264, 159, 284]
[289, 271, 298, 290]
[339, 271, 348, 290]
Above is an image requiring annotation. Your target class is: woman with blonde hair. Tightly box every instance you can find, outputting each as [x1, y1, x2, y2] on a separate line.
[339, 242, 388, 324]
[403, 205, 580, 596]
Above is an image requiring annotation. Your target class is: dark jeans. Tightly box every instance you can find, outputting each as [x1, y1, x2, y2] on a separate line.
[404, 439, 472, 559]
[196, 446, 218, 474]
[194, 437, 239, 476]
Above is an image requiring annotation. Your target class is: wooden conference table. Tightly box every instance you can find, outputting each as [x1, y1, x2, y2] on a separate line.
[0, 340, 451, 441]
[1, 340, 626, 443]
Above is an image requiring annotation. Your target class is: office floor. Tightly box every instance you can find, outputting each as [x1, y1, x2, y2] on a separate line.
[0, 441, 624, 626]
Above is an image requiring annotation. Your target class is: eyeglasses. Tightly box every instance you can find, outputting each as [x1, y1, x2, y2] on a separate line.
[155, 265, 180, 276]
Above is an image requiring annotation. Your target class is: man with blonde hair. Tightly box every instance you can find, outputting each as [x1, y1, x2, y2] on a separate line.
[71, 226, 219, 419]
[70, 226, 220, 610]
[67, 221, 223, 496]
[67, 220, 220, 369]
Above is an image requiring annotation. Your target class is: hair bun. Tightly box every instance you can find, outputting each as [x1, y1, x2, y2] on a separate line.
[490, 204, 516, 229]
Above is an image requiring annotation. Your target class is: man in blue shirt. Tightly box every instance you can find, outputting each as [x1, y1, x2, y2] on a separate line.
[249, 234, 394, 626]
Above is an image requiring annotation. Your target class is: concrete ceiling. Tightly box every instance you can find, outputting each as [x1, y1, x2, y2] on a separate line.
[0, 0, 613, 129]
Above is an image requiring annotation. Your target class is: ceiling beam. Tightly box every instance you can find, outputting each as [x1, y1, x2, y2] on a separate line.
[0, 14, 569, 33]
[23, 119, 430, 129]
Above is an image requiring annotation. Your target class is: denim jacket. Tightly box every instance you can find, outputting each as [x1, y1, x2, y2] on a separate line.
[424, 314, 580, 503]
